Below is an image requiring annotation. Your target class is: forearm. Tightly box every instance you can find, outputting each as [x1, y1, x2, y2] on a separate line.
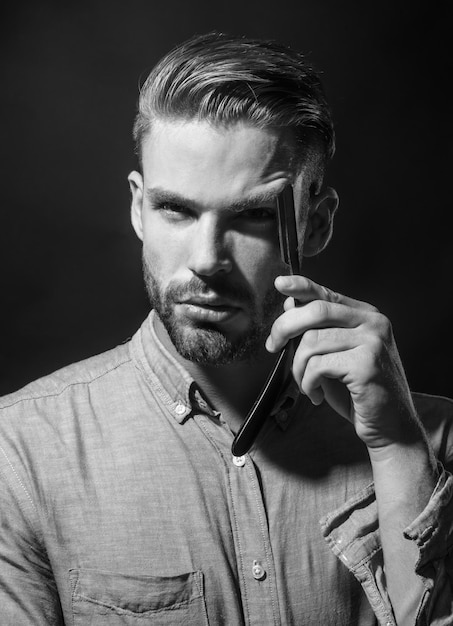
[370, 437, 438, 625]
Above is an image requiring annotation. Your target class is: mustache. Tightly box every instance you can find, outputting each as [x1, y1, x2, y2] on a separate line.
[166, 276, 254, 306]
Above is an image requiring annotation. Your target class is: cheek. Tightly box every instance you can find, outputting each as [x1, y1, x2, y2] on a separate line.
[143, 240, 173, 284]
[141, 219, 186, 278]
[233, 237, 283, 288]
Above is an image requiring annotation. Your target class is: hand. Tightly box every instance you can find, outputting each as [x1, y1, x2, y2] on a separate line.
[267, 278, 439, 625]
[266, 275, 424, 451]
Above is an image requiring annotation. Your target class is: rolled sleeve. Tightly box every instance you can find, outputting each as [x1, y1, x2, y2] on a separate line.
[320, 464, 453, 626]
[404, 465, 453, 624]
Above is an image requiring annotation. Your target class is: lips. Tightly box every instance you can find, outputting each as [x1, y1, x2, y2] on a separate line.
[179, 294, 240, 308]
[183, 300, 233, 309]
[177, 296, 242, 324]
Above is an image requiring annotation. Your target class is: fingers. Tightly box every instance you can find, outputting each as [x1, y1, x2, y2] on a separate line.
[269, 275, 417, 449]
[275, 275, 378, 312]
[291, 327, 357, 389]
[291, 326, 366, 415]
[267, 274, 382, 353]
[297, 351, 357, 419]
[266, 299, 373, 353]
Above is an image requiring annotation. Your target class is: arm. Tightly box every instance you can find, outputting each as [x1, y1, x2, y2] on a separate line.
[0, 457, 64, 624]
[370, 439, 437, 623]
[266, 274, 452, 625]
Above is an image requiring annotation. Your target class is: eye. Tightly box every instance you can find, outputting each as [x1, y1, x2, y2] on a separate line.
[155, 202, 193, 221]
[239, 207, 276, 221]
[161, 202, 187, 213]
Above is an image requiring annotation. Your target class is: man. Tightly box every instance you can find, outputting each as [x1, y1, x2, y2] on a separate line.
[0, 32, 452, 625]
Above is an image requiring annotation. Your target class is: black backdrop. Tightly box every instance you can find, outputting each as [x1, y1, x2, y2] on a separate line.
[1, 0, 451, 398]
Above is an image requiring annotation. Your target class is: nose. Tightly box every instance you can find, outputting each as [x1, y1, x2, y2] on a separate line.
[187, 215, 233, 277]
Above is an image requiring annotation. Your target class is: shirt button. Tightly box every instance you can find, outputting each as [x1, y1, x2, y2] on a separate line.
[175, 403, 188, 415]
[232, 455, 246, 467]
[252, 560, 266, 580]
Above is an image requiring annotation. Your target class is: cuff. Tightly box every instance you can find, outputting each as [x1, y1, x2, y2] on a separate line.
[403, 463, 453, 577]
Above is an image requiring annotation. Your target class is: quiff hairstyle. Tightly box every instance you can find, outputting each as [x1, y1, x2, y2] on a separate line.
[133, 32, 335, 173]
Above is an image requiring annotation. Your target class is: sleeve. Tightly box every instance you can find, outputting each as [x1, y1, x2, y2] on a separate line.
[404, 465, 453, 624]
[320, 465, 453, 626]
[0, 445, 64, 625]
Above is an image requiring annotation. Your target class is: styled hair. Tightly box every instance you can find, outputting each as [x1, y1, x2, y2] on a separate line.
[133, 32, 335, 169]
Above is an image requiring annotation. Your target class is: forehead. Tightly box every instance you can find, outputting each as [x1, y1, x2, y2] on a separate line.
[141, 119, 298, 206]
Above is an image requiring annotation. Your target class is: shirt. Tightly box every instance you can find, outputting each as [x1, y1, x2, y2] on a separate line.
[0, 312, 452, 625]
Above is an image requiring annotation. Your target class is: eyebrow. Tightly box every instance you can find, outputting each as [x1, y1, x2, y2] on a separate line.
[146, 187, 281, 212]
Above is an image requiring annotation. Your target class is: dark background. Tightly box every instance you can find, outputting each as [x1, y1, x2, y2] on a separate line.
[1, 0, 451, 397]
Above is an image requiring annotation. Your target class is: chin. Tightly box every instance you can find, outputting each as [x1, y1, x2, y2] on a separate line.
[169, 322, 263, 366]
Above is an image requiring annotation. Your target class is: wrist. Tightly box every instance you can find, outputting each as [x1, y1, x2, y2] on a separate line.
[369, 439, 438, 504]
[368, 435, 436, 468]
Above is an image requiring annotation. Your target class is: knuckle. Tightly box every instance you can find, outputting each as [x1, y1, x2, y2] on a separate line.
[320, 284, 338, 302]
[312, 299, 329, 319]
[328, 288, 341, 304]
[306, 353, 322, 374]
[301, 328, 319, 349]
[371, 311, 393, 341]
[363, 331, 388, 365]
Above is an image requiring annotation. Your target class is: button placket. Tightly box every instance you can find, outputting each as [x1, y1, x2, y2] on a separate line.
[226, 440, 281, 622]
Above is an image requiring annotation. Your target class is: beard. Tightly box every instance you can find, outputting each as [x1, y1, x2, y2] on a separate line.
[142, 254, 284, 366]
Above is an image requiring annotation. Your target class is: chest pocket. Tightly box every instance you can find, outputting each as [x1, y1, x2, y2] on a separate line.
[69, 569, 209, 625]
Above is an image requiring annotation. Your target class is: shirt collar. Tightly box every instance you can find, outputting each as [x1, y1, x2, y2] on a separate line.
[130, 311, 195, 423]
[271, 376, 302, 430]
[130, 310, 301, 428]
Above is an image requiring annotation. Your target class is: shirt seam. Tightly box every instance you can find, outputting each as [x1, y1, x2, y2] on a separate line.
[0, 444, 38, 516]
[0, 450, 49, 564]
[0, 356, 133, 411]
[359, 561, 396, 626]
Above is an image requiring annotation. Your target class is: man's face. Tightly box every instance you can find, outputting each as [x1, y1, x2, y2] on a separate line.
[130, 119, 307, 366]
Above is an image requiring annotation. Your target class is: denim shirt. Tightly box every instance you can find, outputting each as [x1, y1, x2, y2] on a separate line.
[0, 312, 452, 625]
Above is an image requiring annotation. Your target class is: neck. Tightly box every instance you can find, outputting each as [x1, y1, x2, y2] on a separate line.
[153, 315, 278, 433]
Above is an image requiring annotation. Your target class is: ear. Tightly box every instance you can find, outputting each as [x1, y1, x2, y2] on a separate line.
[302, 186, 339, 257]
[128, 170, 144, 241]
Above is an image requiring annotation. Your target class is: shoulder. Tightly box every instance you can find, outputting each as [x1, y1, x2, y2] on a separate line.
[0, 342, 133, 415]
[0, 342, 137, 501]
